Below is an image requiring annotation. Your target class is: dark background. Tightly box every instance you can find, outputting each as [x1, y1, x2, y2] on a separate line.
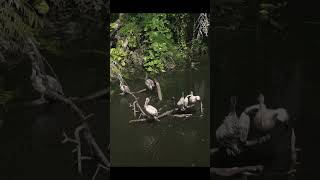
[211, 0, 320, 179]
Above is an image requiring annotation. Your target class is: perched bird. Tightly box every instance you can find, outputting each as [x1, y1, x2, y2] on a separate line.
[145, 79, 155, 91]
[216, 96, 245, 156]
[31, 69, 46, 100]
[144, 97, 159, 121]
[177, 92, 185, 110]
[31, 69, 64, 100]
[253, 94, 289, 132]
[188, 91, 201, 104]
[44, 75, 64, 95]
[184, 94, 191, 107]
[189, 91, 197, 103]
[119, 81, 130, 95]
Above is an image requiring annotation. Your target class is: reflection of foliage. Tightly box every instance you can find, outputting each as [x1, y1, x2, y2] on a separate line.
[110, 13, 209, 80]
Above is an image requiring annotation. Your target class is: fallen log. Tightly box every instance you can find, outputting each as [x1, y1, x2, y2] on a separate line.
[128, 107, 200, 123]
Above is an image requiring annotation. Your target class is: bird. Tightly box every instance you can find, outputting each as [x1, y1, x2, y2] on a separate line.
[145, 79, 155, 91]
[44, 75, 64, 95]
[119, 81, 130, 95]
[184, 95, 190, 107]
[31, 69, 46, 100]
[253, 94, 289, 132]
[144, 97, 159, 121]
[216, 96, 244, 156]
[188, 91, 201, 104]
[31, 68, 65, 98]
[189, 91, 197, 103]
[177, 92, 185, 110]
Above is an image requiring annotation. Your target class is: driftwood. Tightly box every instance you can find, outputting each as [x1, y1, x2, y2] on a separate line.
[133, 88, 147, 94]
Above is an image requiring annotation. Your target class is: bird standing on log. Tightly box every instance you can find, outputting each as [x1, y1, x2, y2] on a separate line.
[31, 69, 46, 100]
[177, 92, 185, 110]
[31, 68, 64, 101]
[119, 81, 130, 95]
[187, 91, 201, 104]
[144, 97, 159, 121]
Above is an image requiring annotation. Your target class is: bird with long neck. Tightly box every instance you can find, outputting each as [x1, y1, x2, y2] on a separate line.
[144, 97, 159, 121]
[254, 93, 277, 132]
[188, 91, 196, 104]
[216, 96, 242, 156]
[145, 73, 155, 91]
[177, 92, 185, 110]
[119, 81, 130, 95]
[31, 68, 46, 100]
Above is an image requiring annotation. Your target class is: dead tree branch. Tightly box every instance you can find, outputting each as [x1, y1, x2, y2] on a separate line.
[26, 37, 109, 178]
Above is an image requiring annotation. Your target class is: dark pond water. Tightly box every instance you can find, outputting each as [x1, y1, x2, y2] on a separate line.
[110, 55, 210, 167]
[0, 23, 108, 180]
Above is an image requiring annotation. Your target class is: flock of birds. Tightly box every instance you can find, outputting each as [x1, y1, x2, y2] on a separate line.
[119, 77, 201, 121]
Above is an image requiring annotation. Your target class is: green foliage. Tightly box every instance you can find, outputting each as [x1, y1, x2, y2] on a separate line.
[0, 0, 107, 62]
[47, 0, 107, 13]
[110, 47, 128, 66]
[32, 0, 50, 15]
[110, 13, 195, 75]
[0, 0, 44, 53]
[119, 22, 141, 49]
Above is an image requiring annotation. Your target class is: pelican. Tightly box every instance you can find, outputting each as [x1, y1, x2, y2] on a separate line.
[177, 92, 185, 109]
[145, 79, 155, 90]
[184, 94, 191, 107]
[31, 69, 65, 101]
[144, 97, 160, 121]
[185, 91, 201, 105]
[31, 69, 46, 99]
[119, 81, 130, 95]
[189, 91, 197, 103]
[253, 94, 289, 131]
[216, 96, 243, 156]
[44, 75, 64, 95]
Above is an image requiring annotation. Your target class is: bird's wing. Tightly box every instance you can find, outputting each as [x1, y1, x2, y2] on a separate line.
[239, 112, 250, 142]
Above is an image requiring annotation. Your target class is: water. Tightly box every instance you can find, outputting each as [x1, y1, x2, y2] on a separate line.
[110, 55, 210, 167]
